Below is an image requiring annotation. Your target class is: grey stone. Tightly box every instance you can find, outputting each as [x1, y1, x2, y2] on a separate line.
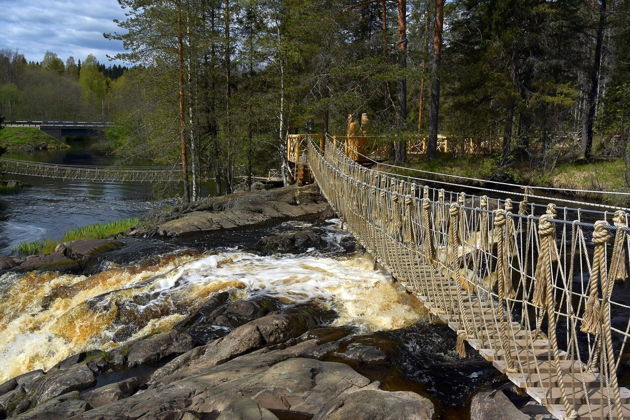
[127, 330, 194, 367]
[151, 184, 330, 237]
[256, 230, 325, 254]
[337, 343, 388, 364]
[150, 310, 320, 385]
[0, 254, 17, 270]
[0, 386, 26, 415]
[15, 391, 90, 419]
[55, 239, 123, 259]
[18, 252, 76, 271]
[83, 377, 143, 408]
[470, 390, 529, 420]
[217, 398, 278, 420]
[30, 364, 96, 403]
[14, 370, 44, 393]
[0, 378, 17, 396]
[314, 389, 434, 420]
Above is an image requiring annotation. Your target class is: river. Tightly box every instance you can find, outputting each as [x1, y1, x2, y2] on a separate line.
[0, 138, 178, 253]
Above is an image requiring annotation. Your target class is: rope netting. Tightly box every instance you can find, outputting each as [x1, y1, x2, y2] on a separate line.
[0, 158, 181, 183]
[307, 138, 630, 419]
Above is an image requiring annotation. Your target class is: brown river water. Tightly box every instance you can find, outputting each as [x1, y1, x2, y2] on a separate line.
[0, 248, 426, 383]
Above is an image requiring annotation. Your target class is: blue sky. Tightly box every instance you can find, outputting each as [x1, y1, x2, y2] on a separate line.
[0, 0, 126, 64]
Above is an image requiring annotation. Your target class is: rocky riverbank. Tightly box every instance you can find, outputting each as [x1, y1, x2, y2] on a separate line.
[0, 184, 551, 419]
[135, 183, 331, 238]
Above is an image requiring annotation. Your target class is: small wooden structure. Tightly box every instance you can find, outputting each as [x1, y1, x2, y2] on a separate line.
[287, 133, 322, 185]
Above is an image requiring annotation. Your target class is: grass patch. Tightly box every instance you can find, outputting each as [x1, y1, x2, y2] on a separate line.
[0, 184, 21, 194]
[60, 218, 139, 242]
[12, 218, 138, 256]
[0, 127, 70, 151]
[385, 155, 629, 206]
[12, 240, 57, 256]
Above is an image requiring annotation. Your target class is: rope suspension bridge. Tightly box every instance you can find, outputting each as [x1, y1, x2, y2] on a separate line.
[0, 158, 180, 183]
[305, 136, 630, 419]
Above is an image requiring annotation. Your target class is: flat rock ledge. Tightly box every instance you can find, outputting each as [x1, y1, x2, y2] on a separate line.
[138, 184, 331, 237]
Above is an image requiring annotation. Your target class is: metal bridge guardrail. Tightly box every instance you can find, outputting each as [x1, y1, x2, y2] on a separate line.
[3, 121, 114, 129]
[308, 138, 630, 419]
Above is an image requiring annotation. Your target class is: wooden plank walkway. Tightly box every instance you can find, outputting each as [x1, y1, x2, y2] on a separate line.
[351, 227, 630, 419]
[307, 138, 630, 419]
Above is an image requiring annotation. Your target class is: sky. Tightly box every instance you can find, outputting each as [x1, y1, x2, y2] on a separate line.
[0, 0, 127, 65]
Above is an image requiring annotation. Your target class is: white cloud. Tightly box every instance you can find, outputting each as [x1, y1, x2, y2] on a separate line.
[0, 0, 126, 64]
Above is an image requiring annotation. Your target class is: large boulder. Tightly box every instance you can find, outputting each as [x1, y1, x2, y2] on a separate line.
[83, 377, 143, 409]
[150, 184, 331, 237]
[256, 230, 325, 254]
[173, 293, 280, 345]
[0, 254, 18, 270]
[126, 330, 194, 367]
[15, 391, 90, 419]
[29, 364, 96, 403]
[470, 389, 529, 420]
[216, 398, 278, 420]
[314, 389, 434, 420]
[18, 252, 77, 271]
[151, 308, 325, 385]
[55, 238, 123, 259]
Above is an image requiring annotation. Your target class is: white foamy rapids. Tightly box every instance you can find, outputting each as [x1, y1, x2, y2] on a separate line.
[0, 251, 425, 382]
[181, 252, 426, 330]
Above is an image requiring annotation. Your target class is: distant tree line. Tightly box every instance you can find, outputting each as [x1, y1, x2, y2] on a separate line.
[0, 50, 128, 121]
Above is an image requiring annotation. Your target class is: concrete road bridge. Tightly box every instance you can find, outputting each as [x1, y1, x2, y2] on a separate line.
[3, 120, 113, 139]
[305, 135, 630, 419]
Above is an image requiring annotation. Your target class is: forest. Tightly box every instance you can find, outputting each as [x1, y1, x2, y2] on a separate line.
[0, 0, 628, 202]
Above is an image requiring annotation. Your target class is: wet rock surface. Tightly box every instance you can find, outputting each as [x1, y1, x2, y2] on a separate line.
[0, 296, 434, 420]
[139, 184, 331, 237]
[255, 219, 356, 256]
[55, 239, 123, 260]
[0, 289, 547, 420]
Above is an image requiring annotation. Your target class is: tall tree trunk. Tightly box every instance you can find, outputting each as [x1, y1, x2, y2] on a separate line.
[186, 5, 198, 202]
[427, 0, 444, 159]
[224, 0, 233, 193]
[247, 6, 254, 191]
[581, 0, 606, 160]
[396, 0, 407, 163]
[276, 21, 290, 186]
[176, 0, 190, 203]
[501, 105, 514, 166]
[209, 5, 222, 195]
[418, 0, 431, 131]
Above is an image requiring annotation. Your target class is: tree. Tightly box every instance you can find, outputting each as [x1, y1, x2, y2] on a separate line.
[42, 51, 65, 74]
[395, 0, 408, 163]
[426, 0, 444, 159]
[79, 55, 108, 118]
[66, 57, 79, 79]
[581, 0, 607, 160]
[0, 83, 21, 120]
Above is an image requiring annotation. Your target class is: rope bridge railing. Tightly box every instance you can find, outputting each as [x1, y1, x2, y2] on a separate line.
[307, 138, 630, 419]
[0, 158, 181, 183]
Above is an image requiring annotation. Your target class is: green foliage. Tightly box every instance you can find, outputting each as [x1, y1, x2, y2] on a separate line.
[60, 218, 139, 242]
[79, 55, 108, 116]
[12, 240, 57, 256]
[0, 49, 125, 121]
[0, 127, 69, 151]
[12, 218, 138, 256]
[42, 51, 65, 74]
[0, 184, 21, 194]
